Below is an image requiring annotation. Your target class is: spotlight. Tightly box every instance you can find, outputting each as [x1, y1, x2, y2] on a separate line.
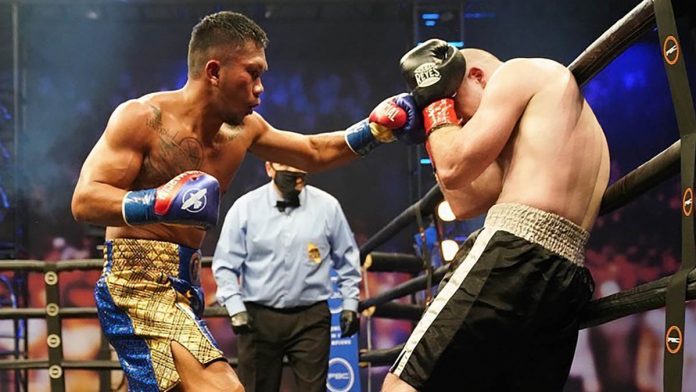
[437, 201, 456, 222]
[441, 239, 459, 262]
[85, 10, 100, 20]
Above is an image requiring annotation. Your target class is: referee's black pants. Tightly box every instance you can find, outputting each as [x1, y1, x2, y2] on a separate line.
[237, 301, 331, 392]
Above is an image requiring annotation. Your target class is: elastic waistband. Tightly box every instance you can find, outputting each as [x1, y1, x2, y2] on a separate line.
[484, 203, 589, 265]
[104, 238, 202, 285]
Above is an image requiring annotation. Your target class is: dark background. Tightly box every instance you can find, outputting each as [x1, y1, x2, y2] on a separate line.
[0, 0, 695, 391]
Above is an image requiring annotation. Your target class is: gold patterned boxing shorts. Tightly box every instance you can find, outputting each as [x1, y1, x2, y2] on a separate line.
[94, 238, 225, 391]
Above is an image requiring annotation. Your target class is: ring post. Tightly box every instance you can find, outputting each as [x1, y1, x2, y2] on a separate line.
[44, 263, 65, 392]
[653, 0, 696, 390]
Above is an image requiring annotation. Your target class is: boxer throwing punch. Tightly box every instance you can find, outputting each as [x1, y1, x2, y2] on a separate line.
[381, 40, 610, 391]
[71, 11, 421, 392]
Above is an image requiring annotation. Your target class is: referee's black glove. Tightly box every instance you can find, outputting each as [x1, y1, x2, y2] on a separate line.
[340, 310, 359, 337]
[230, 311, 254, 335]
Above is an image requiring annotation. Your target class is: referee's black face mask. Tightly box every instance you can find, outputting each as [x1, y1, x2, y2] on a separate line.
[271, 164, 306, 202]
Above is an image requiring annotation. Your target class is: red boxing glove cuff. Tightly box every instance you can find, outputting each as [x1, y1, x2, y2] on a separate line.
[423, 98, 460, 136]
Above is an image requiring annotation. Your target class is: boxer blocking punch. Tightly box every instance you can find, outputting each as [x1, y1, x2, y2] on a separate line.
[400, 39, 465, 169]
[381, 39, 609, 391]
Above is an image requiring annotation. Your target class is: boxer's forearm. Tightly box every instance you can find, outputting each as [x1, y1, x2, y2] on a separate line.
[71, 180, 130, 226]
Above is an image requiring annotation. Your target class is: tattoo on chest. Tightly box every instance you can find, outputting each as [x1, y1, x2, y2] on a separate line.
[146, 107, 167, 136]
[139, 105, 204, 184]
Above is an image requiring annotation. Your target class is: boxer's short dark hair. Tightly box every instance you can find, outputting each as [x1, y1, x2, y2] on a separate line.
[188, 11, 268, 77]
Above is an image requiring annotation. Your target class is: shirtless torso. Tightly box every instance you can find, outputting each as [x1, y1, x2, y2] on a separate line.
[437, 55, 610, 231]
[96, 94, 267, 248]
[73, 42, 355, 249]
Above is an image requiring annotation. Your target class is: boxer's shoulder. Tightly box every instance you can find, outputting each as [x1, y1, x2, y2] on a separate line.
[242, 111, 271, 136]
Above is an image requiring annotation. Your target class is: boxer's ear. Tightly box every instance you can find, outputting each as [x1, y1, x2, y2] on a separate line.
[205, 60, 221, 86]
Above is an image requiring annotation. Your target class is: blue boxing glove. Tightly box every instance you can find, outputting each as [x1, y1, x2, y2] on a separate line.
[377, 93, 425, 145]
[344, 93, 424, 156]
[122, 170, 220, 230]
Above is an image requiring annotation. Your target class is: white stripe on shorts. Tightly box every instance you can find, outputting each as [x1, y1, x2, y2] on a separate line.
[392, 228, 496, 376]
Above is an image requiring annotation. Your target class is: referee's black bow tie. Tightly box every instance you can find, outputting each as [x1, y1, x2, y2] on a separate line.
[276, 199, 300, 212]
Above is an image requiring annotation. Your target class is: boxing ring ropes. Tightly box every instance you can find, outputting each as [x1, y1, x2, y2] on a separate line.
[0, 0, 694, 391]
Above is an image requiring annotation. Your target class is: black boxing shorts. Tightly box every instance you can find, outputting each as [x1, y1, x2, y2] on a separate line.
[390, 203, 595, 391]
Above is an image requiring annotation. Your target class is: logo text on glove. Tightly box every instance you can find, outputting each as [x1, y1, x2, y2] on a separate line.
[414, 63, 441, 87]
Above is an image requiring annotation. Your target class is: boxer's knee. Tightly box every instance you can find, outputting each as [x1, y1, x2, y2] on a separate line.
[172, 341, 243, 391]
[202, 360, 243, 392]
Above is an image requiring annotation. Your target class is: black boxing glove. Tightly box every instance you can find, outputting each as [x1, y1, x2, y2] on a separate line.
[400, 39, 466, 107]
[400, 39, 466, 136]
